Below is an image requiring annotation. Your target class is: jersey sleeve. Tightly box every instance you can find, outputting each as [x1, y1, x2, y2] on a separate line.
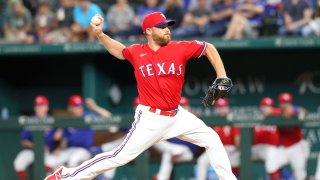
[80, 129, 94, 150]
[67, 129, 94, 149]
[122, 45, 138, 63]
[45, 129, 59, 152]
[21, 130, 32, 141]
[184, 40, 207, 59]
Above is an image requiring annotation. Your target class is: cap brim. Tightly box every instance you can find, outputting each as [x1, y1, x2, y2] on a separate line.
[154, 20, 176, 28]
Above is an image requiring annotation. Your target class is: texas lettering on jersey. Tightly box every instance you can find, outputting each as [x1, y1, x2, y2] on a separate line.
[122, 40, 207, 110]
[138, 63, 183, 77]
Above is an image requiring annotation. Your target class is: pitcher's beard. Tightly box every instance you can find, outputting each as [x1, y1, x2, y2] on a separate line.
[153, 34, 171, 46]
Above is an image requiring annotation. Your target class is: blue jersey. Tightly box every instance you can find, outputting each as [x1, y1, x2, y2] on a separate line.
[20, 130, 33, 142]
[62, 112, 94, 150]
[20, 115, 57, 150]
[63, 128, 94, 150]
[20, 129, 58, 151]
[45, 129, 67, 152]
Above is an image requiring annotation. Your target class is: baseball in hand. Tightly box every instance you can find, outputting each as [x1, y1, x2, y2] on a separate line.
[91, 15, 101, 26]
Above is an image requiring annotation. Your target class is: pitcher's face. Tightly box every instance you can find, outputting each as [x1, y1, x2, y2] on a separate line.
[151, 24, 171, 46]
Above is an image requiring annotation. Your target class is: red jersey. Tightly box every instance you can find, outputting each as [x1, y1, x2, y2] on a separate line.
[122, 41, 207, 110]
[212, 126, 240, 145]
[278, 107, 303, 147]
[272, 108, 282, 115]
[278, 127, 303, 147]
[253, 126, 279, 145]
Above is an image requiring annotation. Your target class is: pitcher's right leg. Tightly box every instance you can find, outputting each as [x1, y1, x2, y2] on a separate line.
[48, 108, 172, 180]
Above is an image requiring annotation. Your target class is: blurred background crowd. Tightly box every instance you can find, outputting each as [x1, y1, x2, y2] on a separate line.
[0, 0, 320, 44]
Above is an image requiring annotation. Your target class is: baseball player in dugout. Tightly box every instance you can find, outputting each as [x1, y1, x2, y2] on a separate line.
[85, 97, 125, 180]
[44, 95, 94, 173]
[46, 12, 235, 180]
[196, 98, 240, 179]
[14, 96, 63, 180]
[274, 92, 310, 180]
[253, 97, 281, 180]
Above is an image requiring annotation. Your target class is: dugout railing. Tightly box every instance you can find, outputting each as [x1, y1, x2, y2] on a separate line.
[1, 115, 319, 180]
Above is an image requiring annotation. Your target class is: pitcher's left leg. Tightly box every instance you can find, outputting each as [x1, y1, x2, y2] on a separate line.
[167, 108, 237, 180]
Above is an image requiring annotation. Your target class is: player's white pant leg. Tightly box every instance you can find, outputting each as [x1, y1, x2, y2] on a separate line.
[60, 105, 175, 180]
[224, 145, 240, 167]
[153, 140, 178, 153]
[67, 147, 92, 167]
[315, 153, 320, 180]
[252, 144, 280, 173]
[266, 146, 288, 173]
[102, 168, 116, 179]
[287, 140, 307, 180]
[157, 143, 193, 180]
[196, 145, 238, 180]
[154, 140, 191, 156]
[99, 136, 125, 179]
[46, 149, 71, 169]
[157, 152, 173, 180]
[101, 136, 126, 152]
[196, 152, 210, 180]
[174, 146, 193, 162]
[301, 139, 310, 159]
[14, 149, 34, 171]
[100, 137, 125, 179]
[262, 145, 279, 173]
[251, 145, 264, 161]
[165, 107, 237, 180]
[46, 153, 59, 169]
[252, 144, 273, 161]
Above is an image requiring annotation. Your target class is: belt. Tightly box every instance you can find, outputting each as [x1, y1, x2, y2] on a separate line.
[149, 107, 178, 117]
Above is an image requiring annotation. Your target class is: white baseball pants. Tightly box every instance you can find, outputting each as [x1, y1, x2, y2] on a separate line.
[315, 153, 320, 180]
[46, 147, 91, 168]
[153, 140, 194, 180]
[196, 145, 240, 180]
[252, 144, 279, 173]
[270, 140, 309, 180]
[14, 149, 35, 171]
[14, 149, 51, 171]
[101, 136, 126, 179]
[59, 104, 236, 180]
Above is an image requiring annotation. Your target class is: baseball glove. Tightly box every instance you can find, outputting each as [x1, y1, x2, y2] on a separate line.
[202, 78, 233, 107]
